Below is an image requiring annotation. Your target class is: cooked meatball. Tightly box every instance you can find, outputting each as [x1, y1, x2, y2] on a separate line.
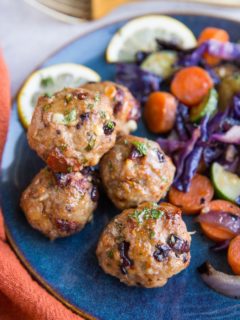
[20, 167, 98, 239]
[82, 81, 140, 134]
[100, 135, 175, 210]
[28, 87, 116, 173]
[96, 202, 191, 287]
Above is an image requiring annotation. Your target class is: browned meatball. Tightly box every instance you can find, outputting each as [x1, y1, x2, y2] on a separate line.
[96, 202, 191, 287]
[82, 81, 140, 134]
[20, 167, 98, 239]
[100, 135, 175, 210]
[28, 87, 116, 173]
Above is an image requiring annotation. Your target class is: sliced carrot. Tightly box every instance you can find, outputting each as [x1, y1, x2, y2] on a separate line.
[200, 200, 240, 242]
[168, 174, 214, 215]
[228, 235, 240, 275]
[198, 27, 230, 66]
[171, 66, 213, 106]
[144, 92, 177, 133]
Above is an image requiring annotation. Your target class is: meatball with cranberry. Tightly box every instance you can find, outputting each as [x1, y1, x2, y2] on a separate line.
[28, 87, 116, 173]
[20, 167, 98, 239]
[82, 81, 140, 134]
[100, 135, 175, 210]
[96, 202, 191, 287]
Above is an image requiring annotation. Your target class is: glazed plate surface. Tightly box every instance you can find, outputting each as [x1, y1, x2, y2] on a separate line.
[1, 14, 240, 320]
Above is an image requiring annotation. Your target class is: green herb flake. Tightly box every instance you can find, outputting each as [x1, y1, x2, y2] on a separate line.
[107, 250, 114, 259]
[44, 93, 52, 98]
[132, 141, 148, 156]
[67, 166, 73, 173]
[41, 77, 54, 88]
[124, 140, 129, 145]
[94, 92, 101, 103]
[149, 230, 155, 239]
[58, 144, 68, 152]
[129, 207, 164, 224]
[100, 111, 106, 119]
[64, 108, 77, 124]
[65, 93, 73, 103]
[85, 136, 96, 151]
[105, 121, 115, 129]
[87, 103, 94, 110]
[43, 104, 52, 111]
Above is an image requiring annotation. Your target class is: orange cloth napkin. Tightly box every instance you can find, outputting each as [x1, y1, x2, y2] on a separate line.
[0, 52, 83, 320]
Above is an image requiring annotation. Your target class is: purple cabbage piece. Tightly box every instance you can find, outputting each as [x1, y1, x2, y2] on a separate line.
[115, 63, 161, 103]
[180, 40, 240, 67]
[174, 103, 193, 141]
[173, 115, 209, 192]
[211, 126, 240, 145]
[157, 137, 185, 155]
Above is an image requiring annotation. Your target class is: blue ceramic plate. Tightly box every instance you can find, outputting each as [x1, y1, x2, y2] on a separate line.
[1, 14, 240, 320]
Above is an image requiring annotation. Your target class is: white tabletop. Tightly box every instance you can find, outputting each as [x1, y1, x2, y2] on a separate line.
[1, 0, 239, 96]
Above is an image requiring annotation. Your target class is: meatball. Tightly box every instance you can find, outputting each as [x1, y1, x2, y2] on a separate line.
[28, 87, 116, 173]
[96, 202, 191, 287]
[20, 167, 98, 239]
[100, 135, 175, 210]
[82, 81, 140, 134]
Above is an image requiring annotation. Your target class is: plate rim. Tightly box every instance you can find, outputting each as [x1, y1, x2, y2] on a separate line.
[4, 11, 240, 320]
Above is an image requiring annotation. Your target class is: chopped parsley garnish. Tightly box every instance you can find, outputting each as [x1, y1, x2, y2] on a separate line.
[43, 104, 52, 111]
[105, 121, 115, 129]
[107, 250, 114, 259]
[129, 207, 164, 224]
[41, 77, 54, 87]
[67, 166, 73, 173]
[58, 144, 68, 152]
[85, 136, 96, 151]
[65, 93, 73, 103]
[149, 230, 155, 239]
[94, 92, 100, 103]
[64, 108, 77, 124]
[132, 141, 148, 156]
[100, 111, 106, 119]
[87, 103, 94, 110]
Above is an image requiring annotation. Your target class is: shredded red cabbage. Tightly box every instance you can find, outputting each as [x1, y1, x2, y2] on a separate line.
[115, 63, 161, 103]
[180, 40, 240, 67]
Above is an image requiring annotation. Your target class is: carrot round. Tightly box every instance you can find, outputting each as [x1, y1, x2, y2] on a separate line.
[198, 27, 230, 66]
[168, 174, 214, 215]
[200, 200, 240, 242]
[144, 92, 177, 133]
[171, 66, 213, 106]
[228, 236, 240, 275]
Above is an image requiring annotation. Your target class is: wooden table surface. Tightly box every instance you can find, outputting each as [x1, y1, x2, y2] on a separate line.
[0, 0, 239, 96]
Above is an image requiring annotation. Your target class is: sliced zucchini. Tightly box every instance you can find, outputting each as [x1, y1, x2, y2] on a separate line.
[218, 73, 240, 110]
[211, 162, 240, 204]
[190, 88, 218, 122]
[140, 51, 177, 79]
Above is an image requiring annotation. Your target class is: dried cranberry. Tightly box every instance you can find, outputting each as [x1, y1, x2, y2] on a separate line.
[54, 172, 71, 187]
[77, 92, 88, 100]
[76, 123, 81, 129]
[153, 244, 171, 262]
[167, 234, 190, 254]
[128, 146, 143, 160]
[157, 151, 165, 163]
[114, 101, 123, 114]
[118, 241, 133, 275]
[91, 185, 99, 202]
[80, 112, 90, 122]
[81, 167, 92, 176]
[103, 122, 116, 135]
[56, 219, 80, 233]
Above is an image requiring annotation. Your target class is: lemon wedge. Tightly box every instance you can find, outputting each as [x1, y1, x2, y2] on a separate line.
[106, 15, 197, 63]
[17, 63, 101, 129]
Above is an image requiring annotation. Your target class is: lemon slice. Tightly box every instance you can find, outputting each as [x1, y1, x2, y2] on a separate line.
[18, 63, 101, 128]
[106, 15, 197, 63]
